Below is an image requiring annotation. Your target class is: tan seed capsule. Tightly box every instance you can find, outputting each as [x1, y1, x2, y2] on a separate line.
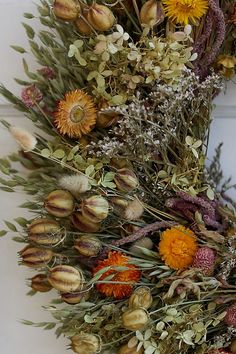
[129, 287, 153, 309]
[87, 4, 115, 31]
[44, 190, 74, 217]
[19, 245, 53, 268]
[81, 195, 109, 222]
[110, 197, 129, 216]
[48, 265, 84, 292]
[72, 212, 101, 232]
[122, 308, 148, 331]
[61, 289, 89, 304]
[31, 274, 52, 292]
[53, 0, 80, 21]
[114, 168, 138, 192]
[118, 343, 144, 354]
[28, 218, 62, 245]
[140, 0, 164, 26]
[71, 333, 100, 354]
[74, 235, 101, 257]
[74, 15, 93, 35]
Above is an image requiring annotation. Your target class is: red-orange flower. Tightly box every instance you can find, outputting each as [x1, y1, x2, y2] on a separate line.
[93, 251, 141, 299]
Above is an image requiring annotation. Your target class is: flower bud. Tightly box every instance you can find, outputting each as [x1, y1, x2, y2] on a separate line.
[118, 344, 144, 354]
[129, 287, 153, 309]
[81, 195, 109, 222]
[74, 235, 102, 257]
[28, 218, 62, 245]
[140, 0, 164, 26]
[71, 212, 101, 232]
[122, 308, 148, 331]
[31, 274, 52, 292]
[44, 190, 74, 217]
[53, 0, 80, 21]
[74, 15, 93, 35]
[48, 265, 84, 293]
[19, 245, 53, 268]
[61, 289, 89, 304]
[114, 168, 139, 192]
[70, 333, 100, 354]
[87, 4, 115, 31]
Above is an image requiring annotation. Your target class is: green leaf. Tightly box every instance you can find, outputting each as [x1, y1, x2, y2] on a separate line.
[4, 221, 17, 232]
[23, 13, 35, 19]
[14, 217, 29, 227]
[52, 149, 65, 159]
[22, 23, 35, 39]
[10, 45, 26, 54]
[85, 165, 95, 176]
[44, 323, 56, 330]
[0, 230, 7, 237]
[0, 187, 14, 192]
[41, 148, 51, 158]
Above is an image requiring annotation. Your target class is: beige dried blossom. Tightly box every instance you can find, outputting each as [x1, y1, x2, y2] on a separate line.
[10, 126, 37, 151]
[58, 174, 90, 194]
[124, 199, 144, 220]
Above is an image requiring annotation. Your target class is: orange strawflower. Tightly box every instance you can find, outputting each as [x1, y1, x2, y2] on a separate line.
[93, 251, 141, 299]
[159, 225, 198, 270]
[54, 90, 97, 138]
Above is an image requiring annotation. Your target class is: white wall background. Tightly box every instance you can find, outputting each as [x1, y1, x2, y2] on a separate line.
[0, 1, 235, 354]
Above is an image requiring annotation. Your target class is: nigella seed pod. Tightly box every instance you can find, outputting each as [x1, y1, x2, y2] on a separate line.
[48, 265, 84, 293]
[118, 344, 144, 354]
[122, 308, 148, 331]
[53, 0, 80, 21]
[28, 218, 62, 245]
[140, 0, 164, 27]
[87, 4, 115, 31]
[61, 289, 89, 304]
[81, 195, 109, 222]
[74, 235, 102, 257]
[31, 274, 52, 292]
[44, 190, 74, 217]
[74, 15, 93, 35]
[71, 212, 101, 232]
[114, 168, 139, 192]
[70, 333, 100, 354]
[128, 287, 153, 309]
[19, 245, 53, 268]
[110, 197, 129, 216]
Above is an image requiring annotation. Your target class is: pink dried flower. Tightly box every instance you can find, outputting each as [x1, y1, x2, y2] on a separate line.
[192, 247, 216, 276]
[21, 85, 43, 107]
[38, 67, 55, 79]
[224, 304, 236, 327]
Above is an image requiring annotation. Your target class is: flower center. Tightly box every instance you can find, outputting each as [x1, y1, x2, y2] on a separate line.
[171, 240, 188, 256]
[177, 0, 196, 10]
[70, 105, 85, 123]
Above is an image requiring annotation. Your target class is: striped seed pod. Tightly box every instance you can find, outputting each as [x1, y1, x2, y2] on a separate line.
[48, 265, 84, 293]
[31, 274, 52, 292]
[74, 235, 101, 257]
[28, 218, 62, 245]
[114, 168, 138, 192]
[71, 212, 101, 232]
[44, 189, 74, 217]
[61, 289, 89, 304]
[81, 195, 109, 222]
[19, 245, 53, 268]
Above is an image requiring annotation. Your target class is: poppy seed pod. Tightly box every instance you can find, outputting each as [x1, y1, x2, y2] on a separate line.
[19, 245, 53, 268]
[48, 265, 84, 293]
[114, 168, 139, 192]
[70, 333, 100, 354]
[53, 0, 80, 21]
[87, 4, 115, 31]
[31, 274, 52, 292]
[74, 15, 93, 35]
[71, 212, 101, 232]
[140, 0, 164, 26]
[44, 190, 74, 217]
[28, 218, 62, 245]
[118, 343, 144, 354]
[81, 195, 109, 222]
[61, 289, 89, 304]
[122, 308, 148, 331]
[74, 235, 102, 257]
[128, 287, 153, 309]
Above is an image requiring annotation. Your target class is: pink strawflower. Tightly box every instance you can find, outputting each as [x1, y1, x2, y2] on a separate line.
[38, 66, 55, 79]
[224, 304, 236, 327]
[21, 85, 43, 107]
[192, 247, 216, 276]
